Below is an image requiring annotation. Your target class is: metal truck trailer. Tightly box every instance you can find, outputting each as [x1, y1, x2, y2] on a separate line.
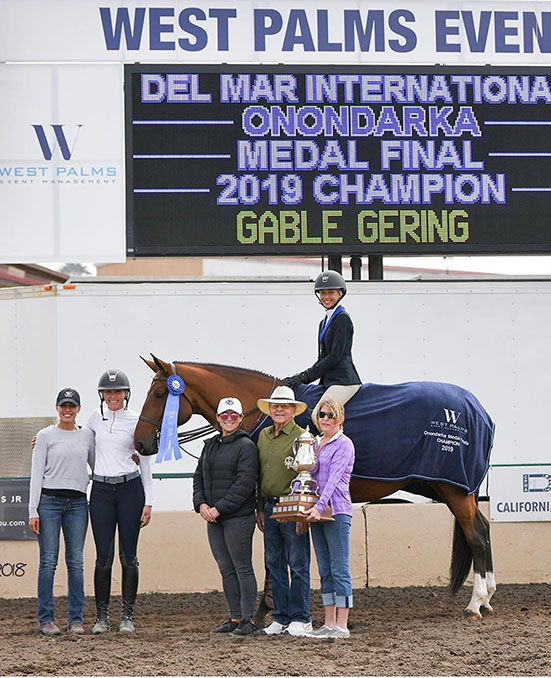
[0, 277, 548, 513]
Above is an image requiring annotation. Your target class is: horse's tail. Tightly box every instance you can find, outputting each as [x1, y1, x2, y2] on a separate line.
[450, 516, 472, 595]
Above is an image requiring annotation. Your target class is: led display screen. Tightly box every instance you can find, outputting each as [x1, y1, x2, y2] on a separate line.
[126, 64, 551, 256]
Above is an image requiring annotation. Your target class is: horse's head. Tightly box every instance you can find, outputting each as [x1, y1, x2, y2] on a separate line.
[133, 354, 194, 456]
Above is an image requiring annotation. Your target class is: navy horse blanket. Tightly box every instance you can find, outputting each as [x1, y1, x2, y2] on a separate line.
[285, 381, 495, 495]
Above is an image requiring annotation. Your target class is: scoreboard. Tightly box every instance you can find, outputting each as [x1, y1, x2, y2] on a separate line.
[125, 65, 551, 256]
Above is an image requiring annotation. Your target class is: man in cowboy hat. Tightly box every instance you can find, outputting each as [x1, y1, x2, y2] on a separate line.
[256, 385, 312, 637]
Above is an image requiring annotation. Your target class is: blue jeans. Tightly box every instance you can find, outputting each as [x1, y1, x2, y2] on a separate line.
[207, 513, 257, 621]
[264, 501, 311, 625]
[311, 513, 353, 608]
[37, 494, 89, 625]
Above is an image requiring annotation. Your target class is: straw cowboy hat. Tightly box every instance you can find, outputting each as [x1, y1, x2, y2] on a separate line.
[257, 385, 308, 416]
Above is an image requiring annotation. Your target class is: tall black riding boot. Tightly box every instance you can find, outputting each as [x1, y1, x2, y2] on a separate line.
[92, 561, 112, 634]
[120, 556, 139, 633]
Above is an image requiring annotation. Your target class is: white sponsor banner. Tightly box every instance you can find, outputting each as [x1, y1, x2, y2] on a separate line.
[0, 64, 125, 264]
[489, 465, 551, 522]
[3, 0, 551, 65]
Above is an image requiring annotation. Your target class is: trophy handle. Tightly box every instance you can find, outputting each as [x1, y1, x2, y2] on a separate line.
[283, 455, 296, 470]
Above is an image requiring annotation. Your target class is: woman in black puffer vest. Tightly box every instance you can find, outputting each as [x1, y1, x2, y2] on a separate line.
[193, 397, 259, 637]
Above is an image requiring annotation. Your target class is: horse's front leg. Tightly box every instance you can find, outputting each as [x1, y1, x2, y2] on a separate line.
[254, 566, 273, 627]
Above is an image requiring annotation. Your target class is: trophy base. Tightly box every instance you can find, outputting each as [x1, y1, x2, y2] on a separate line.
[270, 492, 334, 522]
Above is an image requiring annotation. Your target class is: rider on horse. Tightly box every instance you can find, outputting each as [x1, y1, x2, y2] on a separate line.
[285, 271, 362, 421]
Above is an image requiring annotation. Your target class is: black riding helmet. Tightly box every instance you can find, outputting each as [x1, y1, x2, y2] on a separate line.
[314, 270, 347, 307]
[98, 369, 131, 418]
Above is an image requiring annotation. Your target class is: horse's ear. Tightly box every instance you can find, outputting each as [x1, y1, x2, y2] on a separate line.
[150, 353, 170, 374]
[140, 356, 157, 372]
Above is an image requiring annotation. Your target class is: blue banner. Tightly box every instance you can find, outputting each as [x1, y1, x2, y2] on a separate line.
[156, 374, 186, 463]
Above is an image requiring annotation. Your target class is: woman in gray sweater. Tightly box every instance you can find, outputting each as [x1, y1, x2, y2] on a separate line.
[28, 388, 95, 636]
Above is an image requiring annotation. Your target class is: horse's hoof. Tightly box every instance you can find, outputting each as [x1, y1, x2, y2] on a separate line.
[463, 609, 483, 621]
[480, 605, 495, 616]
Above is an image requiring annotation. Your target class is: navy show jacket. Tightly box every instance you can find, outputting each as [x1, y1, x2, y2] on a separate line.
[305, 309, 362, 387]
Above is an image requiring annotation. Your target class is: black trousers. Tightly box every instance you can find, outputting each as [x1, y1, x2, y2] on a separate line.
[89, 477, 145, 566]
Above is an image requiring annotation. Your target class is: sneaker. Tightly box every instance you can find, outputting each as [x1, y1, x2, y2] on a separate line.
[40, 622, 61, 637]
[211, 619, 240, 634]
[67, 622, 85, 634]
[231, 620, 258, 637]
[285, 621, 313, 636]
[307, 625, 335, 637]
[326, 626, 350, 639]
[263, 620, 288, 635]
[119, 618, 135, 633]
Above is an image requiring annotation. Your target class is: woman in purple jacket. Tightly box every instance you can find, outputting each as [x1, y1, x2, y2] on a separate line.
[304, 397, 355, 639]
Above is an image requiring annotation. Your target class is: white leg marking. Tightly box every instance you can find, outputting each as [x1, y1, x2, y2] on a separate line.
[465, 572, 488, 618]
[484, 571, 496, 607]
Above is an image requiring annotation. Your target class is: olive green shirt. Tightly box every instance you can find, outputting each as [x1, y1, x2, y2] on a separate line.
[256, 419, 306, 512]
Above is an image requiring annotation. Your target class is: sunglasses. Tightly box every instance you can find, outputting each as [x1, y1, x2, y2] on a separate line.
[318, 410, 336, 419]
[219, 412, 241, 421]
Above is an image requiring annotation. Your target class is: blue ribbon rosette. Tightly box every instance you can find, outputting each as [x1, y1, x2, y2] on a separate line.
[156, 374, 186, 463]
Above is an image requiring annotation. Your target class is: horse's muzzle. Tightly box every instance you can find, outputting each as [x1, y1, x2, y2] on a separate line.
[135, 434, 158, 457]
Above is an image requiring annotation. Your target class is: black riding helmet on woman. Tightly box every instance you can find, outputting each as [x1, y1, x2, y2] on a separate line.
[98, 368, 131, 417]
[285, 270, 361, 421]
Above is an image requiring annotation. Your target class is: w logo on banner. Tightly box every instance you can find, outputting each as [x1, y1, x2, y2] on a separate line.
[32, 124, 83, 160]
[443, 409, 461, 424]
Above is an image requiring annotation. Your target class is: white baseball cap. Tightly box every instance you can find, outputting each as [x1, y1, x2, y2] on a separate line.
[216, 397, 243, 415]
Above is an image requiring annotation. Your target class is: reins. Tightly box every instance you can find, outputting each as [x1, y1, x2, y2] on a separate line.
[138, 368, 278, 460]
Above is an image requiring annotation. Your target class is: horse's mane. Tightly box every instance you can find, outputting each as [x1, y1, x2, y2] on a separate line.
[174, 361, 280, 381]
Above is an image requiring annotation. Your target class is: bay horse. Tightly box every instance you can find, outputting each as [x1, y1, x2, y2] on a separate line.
[134, 355, 496, 620]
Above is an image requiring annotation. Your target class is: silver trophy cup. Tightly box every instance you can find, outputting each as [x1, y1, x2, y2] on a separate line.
[271, 426, 333, 522]
[284, 426, 318, 495]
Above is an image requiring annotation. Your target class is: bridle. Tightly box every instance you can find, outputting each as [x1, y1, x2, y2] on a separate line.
[138, 368, 278, 459]
[138, 373, 194, 429]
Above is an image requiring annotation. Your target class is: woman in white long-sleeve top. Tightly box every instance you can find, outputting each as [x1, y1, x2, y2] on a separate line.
[87, 369, 153, 634]
[28, 388, 95, 636]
